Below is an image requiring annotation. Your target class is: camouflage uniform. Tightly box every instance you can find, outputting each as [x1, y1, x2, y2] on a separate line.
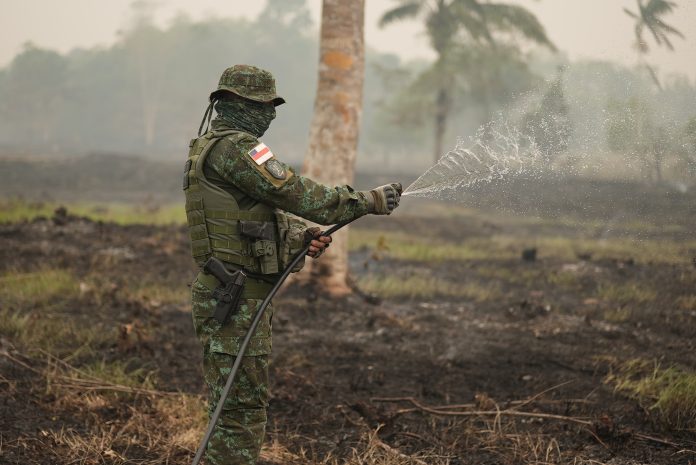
[186, 65, 373, 465]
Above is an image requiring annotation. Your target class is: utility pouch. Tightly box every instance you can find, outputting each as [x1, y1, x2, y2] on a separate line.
[239, 221, 275, 241]
[275, 210, 308, 273]
[239, 220, 279, 275]
[252, 240, 278, 274]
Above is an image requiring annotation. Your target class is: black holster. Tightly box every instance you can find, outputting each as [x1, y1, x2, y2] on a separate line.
[203, 257, 247, 325]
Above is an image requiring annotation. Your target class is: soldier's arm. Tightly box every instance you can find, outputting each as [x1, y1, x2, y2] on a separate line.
[207, 136, 371, 225]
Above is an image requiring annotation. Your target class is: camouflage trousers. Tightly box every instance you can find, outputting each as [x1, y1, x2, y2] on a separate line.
[191, 274, 274, 465]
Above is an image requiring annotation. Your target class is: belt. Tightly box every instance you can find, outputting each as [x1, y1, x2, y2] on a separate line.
[196, 271, 274, 300]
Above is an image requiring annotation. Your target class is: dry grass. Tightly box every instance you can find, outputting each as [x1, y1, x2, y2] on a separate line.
[0, 263, 211, 465]
[597, 282, 657, 304]
[129, 281, 191, 306]
[350, 229, 516, 263]
[546, 270, 582, 289]
[41, 391, 205, 465]
[602, 307, 633, 323]
[0, 265, 208, 464]
[0, 268, 79, 308]
[475, 266, 543, 286]
[0, 198, 185, 225]
[677, 294, 696, 311]
[339, 428, 434, 465]
[604, 358, 696, 431]
[0, 269, 116, 358]
[357, 274, 501, 301]
[3, 348, 206, 465]
[534, 236, 694, 265]
[0, 309, 107, 359]
[351, 228, 694, 267]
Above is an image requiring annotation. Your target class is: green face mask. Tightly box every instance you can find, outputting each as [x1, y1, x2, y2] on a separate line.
[213, 98, 276, 138]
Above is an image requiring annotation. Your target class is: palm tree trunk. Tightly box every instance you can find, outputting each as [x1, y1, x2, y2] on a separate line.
[433, 87, 450, 163]
[301, 0, 365, 296]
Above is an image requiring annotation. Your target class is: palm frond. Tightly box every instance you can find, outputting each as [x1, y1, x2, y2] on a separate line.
[654, 17, 685, 38]
[660, 33, 674, 51]
[450, 0, 494, 44]
[625, 0, 683, 53]
[646, 22, 664, 46]
[477, 4, 556, 50]
[644, 0, 677, 17]
[379, 1, 423, 27]
[623, 7, 639, 19]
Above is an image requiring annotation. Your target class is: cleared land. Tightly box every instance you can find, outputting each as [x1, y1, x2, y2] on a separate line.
[1, 176, 695, 465]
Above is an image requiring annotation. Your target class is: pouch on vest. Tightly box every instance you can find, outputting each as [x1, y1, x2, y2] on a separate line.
[240, 220, 279, 274]
[275, 210, 307, 273]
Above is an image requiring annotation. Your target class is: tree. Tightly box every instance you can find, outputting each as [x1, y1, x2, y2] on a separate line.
[605, 96, 667, 183]
[681, 117, 696, 175]
[123, 1, 170, 150]
[624, 0, 684, 89]
[262, 0, 312, 29]
[379, 0, 554, 162]
[522, 68, 571, 159]
[301, 0, 365, 295]
[1, 44, 68, 149]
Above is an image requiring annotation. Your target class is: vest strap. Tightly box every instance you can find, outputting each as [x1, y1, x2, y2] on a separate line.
[185, 199, 204, 212]
[207, 224, 236, 234]
[210, 239, 245, 251]
[212, 250, 256, 267]
[204, 210, 276, 221]
[191, 243, 212, 258]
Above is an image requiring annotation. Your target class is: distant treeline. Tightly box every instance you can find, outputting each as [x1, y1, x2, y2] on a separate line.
[0, 0, 694, 176]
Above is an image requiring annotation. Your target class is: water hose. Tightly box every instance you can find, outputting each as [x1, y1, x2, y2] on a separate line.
[190, 219, 353, 465]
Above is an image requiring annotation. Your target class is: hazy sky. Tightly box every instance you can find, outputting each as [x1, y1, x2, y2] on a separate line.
[2, 0, 695, 79]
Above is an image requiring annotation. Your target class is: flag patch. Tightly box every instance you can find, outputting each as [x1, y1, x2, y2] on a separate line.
[248, 143, 274, 165]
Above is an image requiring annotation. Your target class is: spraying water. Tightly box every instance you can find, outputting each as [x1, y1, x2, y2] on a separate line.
[396, 71, 694, 242]
[402, 123, 547, 199]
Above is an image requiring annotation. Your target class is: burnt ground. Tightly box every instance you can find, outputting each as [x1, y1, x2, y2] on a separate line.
[1, 183, 696, 465]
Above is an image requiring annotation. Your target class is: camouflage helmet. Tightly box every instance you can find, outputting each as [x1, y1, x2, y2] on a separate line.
[210, 64, 285, 106]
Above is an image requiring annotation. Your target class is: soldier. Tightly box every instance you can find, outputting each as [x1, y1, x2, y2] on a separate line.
[183, 64, 401, 465]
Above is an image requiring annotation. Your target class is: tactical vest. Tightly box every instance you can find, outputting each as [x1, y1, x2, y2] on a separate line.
[183, 129, 286, 275]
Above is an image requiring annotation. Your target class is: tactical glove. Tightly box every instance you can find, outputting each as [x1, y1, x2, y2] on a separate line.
[304, 227, 330, 258]
[364, 183, 402, 215]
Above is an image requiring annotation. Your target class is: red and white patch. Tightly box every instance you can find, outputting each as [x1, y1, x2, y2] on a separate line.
[248, 143, 274, 165]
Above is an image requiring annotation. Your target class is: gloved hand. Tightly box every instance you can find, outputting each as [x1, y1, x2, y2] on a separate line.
[304, 227, 331, 258]
[364, 183, 402, 215]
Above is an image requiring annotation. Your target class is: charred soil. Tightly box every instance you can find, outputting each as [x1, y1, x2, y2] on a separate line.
[1, 199, 695, 464]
